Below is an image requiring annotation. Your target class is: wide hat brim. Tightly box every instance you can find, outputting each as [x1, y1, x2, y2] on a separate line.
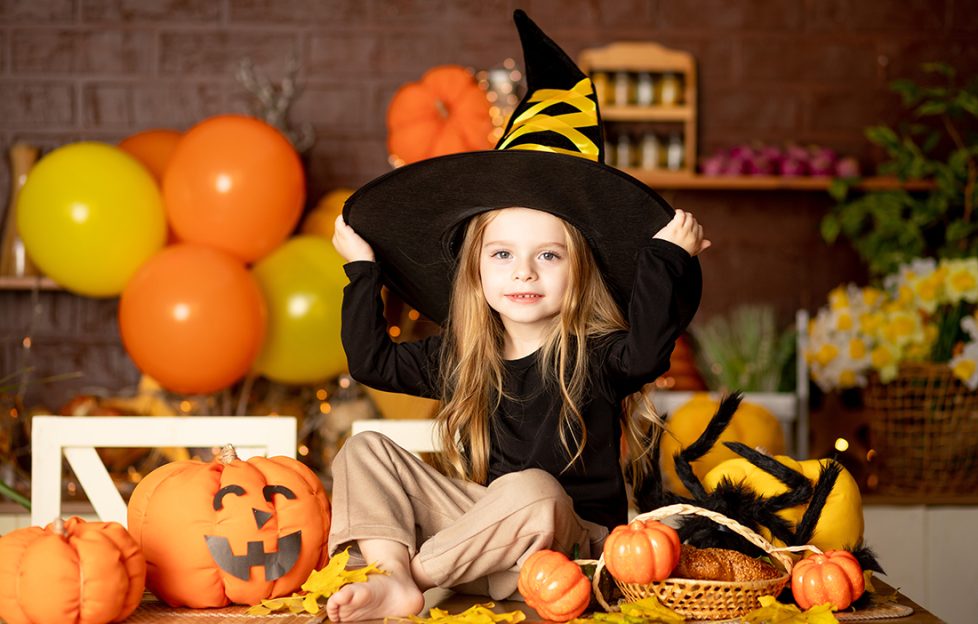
[343, 148, 702, 329]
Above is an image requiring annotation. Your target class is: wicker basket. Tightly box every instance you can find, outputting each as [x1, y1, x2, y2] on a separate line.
[863, 362, 978, 496]
[591, 504, 792, 621]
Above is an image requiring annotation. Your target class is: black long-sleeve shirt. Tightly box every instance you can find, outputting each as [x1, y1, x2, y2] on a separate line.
[340, 238, 692, 530]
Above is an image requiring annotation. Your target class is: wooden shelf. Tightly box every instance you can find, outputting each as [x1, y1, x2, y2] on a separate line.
[0, 276, 62, 291]
[621, 169, 938, 191]
[602, 105, 693, 122]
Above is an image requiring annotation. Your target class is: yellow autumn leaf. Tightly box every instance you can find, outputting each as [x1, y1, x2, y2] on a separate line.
[246, 595, 305, 616]
[863, 570, 875, 594]
[742, 595, 838, 624]
[390, 603, 526, 624]
[303, 592, 320, 614]
[246, 547, 386, 615]
[568, 596, 681, 624]
[619, 596, 684, 623]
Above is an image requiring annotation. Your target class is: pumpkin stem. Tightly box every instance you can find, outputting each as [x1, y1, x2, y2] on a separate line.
[52, 517, 65, 536]
[219, 444, 239, 465]
[435, 99, 449, 119]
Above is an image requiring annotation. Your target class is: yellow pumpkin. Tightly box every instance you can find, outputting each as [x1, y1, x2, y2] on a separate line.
[703, 455, 863, 552]
[660, 394, 784, 496]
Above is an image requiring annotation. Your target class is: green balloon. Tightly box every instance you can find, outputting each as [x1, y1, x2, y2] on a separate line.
[251, 236, 348, 384]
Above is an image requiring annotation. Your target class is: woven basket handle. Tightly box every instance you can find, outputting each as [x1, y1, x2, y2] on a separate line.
[590, 503, 794, 612]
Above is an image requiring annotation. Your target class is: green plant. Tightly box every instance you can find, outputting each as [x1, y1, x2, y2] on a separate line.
[690, 305, 796, 392]
[821, 62, 978, 277]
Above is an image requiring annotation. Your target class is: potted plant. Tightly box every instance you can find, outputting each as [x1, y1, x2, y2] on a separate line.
[821, 62, 978, 278]
[811, 62, 978, 496]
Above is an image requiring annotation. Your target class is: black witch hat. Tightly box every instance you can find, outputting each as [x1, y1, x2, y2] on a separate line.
[343, 10, 702, 328]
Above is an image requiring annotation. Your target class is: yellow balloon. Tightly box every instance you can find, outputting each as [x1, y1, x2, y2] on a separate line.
[17, 142, 166, 297]
[252, 236, 349, 384]
[300, 188, 354, 239]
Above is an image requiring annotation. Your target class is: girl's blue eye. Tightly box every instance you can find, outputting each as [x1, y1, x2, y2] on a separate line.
[540, 251, 560, 261]
[492, 250, 511, 259]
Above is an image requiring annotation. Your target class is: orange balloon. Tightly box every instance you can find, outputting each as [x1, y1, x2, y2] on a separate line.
[119, 129, 183, 184]
[163, 115, 305, 263]
[119, 244, 267, 394]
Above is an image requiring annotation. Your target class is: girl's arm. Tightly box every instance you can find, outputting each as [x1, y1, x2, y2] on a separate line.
[335, 217, 441, 398]
[604, 210, 707, 394]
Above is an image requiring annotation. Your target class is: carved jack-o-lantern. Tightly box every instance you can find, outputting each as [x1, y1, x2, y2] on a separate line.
[127, 445, 331, 607]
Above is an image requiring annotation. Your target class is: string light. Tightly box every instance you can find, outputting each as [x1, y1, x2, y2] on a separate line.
[389, 326, 401, 338]
[179, 400, 192, 413]
[316, 388, 328, 401]
[408, 310, 420, 321]
[834, 437, 849, 452]
[339, 376, 351, 389]
[319, 402, 332, 415]
[298, 444, 310, 457]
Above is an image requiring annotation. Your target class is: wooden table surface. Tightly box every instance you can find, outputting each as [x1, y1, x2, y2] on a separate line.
[119, 578, 944, 624]
[423, 580, 942, 623]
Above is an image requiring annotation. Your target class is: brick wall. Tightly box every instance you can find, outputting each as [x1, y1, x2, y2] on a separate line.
[1, 0, 977, 408]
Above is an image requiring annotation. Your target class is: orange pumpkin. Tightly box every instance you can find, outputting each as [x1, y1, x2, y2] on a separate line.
[602, 519, 681, 584]
[387, 64, 494, 166]
[127, 445, 331, 607]
[791, 550, 865, 610]
[517, 549, 591, 622]
[0, 517, 146, 624]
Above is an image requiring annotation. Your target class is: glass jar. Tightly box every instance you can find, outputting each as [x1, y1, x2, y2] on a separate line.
[666, 132, 684, 170]
[590, 71, 609, 106]
[640, 133, 661, 170]
[635, 72, 654, 106]
[659, 72, 682, 106]
[613, 71, 632, 106]
[615, 133, 634, 168]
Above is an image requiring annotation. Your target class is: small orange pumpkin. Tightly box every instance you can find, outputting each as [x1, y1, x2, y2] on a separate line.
[517, 549, 591, 622]
[387, 64, 494, 166]
[127, 444, 331, 607]
[791, 549, 865, 610]
[0, 517, 146, 624]
[602, 519, 681, 584]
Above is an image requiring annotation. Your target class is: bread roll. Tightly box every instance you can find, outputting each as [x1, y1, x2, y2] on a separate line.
[673, 544, 781, 582]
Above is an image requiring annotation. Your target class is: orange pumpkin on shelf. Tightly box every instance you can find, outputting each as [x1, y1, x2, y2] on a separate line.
[602, 519, 681, 585]
[791, 549, 865, 611]
[0, 517, 146, 624]
[517, 549, 591, 622]
[387, 64, 495, 166]
[127, 444, 331, 607]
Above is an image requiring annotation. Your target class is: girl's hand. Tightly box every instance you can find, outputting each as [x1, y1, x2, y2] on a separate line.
[332, 215, 376, 263]
[653, 209, 711, 257]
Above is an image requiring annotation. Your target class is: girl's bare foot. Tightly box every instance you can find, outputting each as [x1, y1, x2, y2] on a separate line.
[325, 566, 424, 622]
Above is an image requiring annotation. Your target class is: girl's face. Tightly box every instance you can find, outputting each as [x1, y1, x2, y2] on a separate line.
[479, 208, 570, 343]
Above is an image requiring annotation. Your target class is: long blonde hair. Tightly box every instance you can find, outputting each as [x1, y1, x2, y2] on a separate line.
[434, 209, 663, 493]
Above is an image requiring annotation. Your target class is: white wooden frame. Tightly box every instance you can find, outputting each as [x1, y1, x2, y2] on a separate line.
[31, 416, 297, 528]
[350, 419, 440, 456]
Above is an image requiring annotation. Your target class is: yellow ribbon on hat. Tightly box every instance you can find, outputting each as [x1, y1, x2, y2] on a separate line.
[497, 78, 599, 160]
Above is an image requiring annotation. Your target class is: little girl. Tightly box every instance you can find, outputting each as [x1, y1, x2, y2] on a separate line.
[324, 10, 709, 622]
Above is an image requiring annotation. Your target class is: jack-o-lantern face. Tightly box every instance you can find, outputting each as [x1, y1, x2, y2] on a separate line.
[127, 445, 331, 608]
[205, 484, 302, 581]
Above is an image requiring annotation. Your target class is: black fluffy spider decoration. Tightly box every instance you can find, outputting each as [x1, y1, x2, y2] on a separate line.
[632, 392, 883, 574]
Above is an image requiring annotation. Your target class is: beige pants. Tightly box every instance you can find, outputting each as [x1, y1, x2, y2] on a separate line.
[328, 431, 608, 600]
